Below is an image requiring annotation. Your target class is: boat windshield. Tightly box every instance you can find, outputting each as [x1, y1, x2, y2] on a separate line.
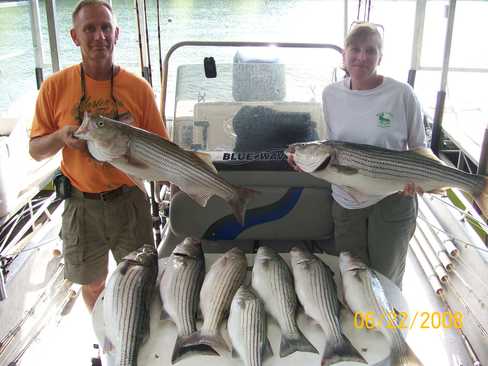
[167, 44, 344, 162]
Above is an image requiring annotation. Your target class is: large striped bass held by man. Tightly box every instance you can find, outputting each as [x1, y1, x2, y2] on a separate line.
[339, 252, 423, 366]
[103, 244, 158, 366]
[286, 140, 488, 215]
[159, 237, 206, 364]
[74, 114, 255, 225]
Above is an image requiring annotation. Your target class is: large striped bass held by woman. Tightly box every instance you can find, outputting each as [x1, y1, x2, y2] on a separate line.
[286, 140, 488, 215]
[74, 114, 255, 225]
[103, 244, 158, 366]
[159, 238, 206, 364]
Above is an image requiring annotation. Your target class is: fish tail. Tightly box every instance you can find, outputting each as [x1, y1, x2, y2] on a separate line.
[229, 187, 257, 225]
[178, 331, 229, 358]
[473, 176, 488, 217]
[170, 334, 218, 364]
[321, 335, 367, 366]
[400, 344, 424, 366]
[280, 332, 318, 358]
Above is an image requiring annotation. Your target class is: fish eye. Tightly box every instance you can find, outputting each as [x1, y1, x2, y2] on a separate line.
[96, 121, 104, 127]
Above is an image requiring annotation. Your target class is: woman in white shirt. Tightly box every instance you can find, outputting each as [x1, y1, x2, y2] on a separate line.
[322, 23, 427, 287]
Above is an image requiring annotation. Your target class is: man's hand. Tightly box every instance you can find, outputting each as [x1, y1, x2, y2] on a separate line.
[58, 125, 86, 151]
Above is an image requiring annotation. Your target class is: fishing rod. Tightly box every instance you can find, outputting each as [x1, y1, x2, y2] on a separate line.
[448, 279, 488, 338]
[451, 267, 487, 309]
[134, 0, 162, 246]
[410, 239, 483, 365]
[143, 0, 152, 86]
[439, 292, 483, 366]
[156, 0, 163, 86]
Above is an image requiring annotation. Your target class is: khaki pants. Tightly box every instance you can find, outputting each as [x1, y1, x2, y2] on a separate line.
[60, 186, 153, 285]
[332, 193, 418, 288]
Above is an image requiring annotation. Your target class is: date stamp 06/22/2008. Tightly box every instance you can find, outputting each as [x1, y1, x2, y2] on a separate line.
[353, 311, 464, 330]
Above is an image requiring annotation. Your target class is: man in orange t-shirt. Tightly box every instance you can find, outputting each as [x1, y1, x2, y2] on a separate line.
[29, 0, 168, 311]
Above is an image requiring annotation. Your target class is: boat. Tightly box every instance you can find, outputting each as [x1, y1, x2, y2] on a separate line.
[0, 0, 487, 365]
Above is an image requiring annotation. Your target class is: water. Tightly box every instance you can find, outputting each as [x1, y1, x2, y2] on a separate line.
[0, 0, 487, 147]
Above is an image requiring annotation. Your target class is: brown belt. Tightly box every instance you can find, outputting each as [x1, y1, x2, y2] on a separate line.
[80, 186, 129, 201]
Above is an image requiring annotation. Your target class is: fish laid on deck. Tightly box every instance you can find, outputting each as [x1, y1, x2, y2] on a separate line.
[159, 238, 206, 364]
[103, 245, 158, 366]
[228, 286, 273, 366]
[286, 140, 488, 215]
[252, 246, 317, 357]
[290, 247, 366, 366]
[339, 252, 423, 366]
[74, 113, 255, 224]
[186, 247, 248, 356]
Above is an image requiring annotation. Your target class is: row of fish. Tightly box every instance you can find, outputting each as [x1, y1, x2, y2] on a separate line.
[75, 114, 488, 226]
[102, 242, 423, 366]
[158, 240, 422, 366]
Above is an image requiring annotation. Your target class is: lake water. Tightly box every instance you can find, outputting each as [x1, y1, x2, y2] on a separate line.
[1, 0, 487, 151]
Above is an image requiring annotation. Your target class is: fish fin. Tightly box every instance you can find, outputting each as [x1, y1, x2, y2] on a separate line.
[262, 337, 274, 360]
[332, 164, 359, 175]
[181, 331, 230, 357]
[321, 336, 367, 366]
[126, 154, 150, 168]
[186, 191, 213, 207]
[473, 176, 488, 217]
[171, 334, 218, 364]
[280, 331, 318, 357]
[194, 151, 218, 173]
[160, 307, 171, 321]
[127, 174, 147, 194]
[341, 186, 365, 203]
[404, 343, 424, 366]
[426, 187, 446, 194]
[412, 147, 444, 164]
[103, 337, 114, 353]
[228, 186, 258, 225]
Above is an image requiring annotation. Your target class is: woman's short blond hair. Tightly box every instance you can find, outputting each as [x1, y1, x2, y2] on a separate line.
[345, 23, 383, 54]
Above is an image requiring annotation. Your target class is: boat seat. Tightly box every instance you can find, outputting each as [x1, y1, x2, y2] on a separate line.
[169, 170, 334, 241]
[188, 101, 325, 151]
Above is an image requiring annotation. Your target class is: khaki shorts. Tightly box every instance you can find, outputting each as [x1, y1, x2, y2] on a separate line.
[332, 193, 418, 287]
[60, 186, 153, 285]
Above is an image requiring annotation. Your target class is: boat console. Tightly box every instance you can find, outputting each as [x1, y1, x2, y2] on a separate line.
[159, 42, 344, 255]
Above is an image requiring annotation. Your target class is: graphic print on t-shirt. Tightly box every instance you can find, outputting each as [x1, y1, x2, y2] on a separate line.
[71, 96, 132, 124]
[376, 112, 393, 128]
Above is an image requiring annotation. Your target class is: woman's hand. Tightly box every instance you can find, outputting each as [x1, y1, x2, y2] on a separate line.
[402, 182, 424, 196]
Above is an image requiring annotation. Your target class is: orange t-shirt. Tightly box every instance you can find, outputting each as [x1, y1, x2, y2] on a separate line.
[31, 64, 168, 193]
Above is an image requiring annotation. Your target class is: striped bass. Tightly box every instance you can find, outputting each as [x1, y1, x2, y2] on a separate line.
[339, 252, 423, 366]
[290, 247, 366, 366]
[159, 238, 206, 363]
[228, 286, 273, 366]
[287, 140, 488, 215]
[252, 246, 317, 357]
[74, 114, 255, 224]
[186, 247, 248, 356]
[103, 244, 158, 366]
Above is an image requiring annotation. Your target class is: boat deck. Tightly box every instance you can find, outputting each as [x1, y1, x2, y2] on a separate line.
[6, 195, 487, 366]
